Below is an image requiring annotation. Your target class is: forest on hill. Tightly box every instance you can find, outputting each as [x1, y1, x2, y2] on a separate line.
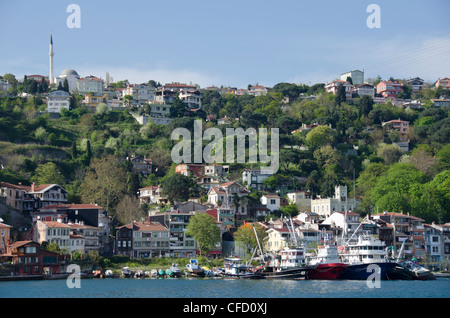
[0, 80, 449, 225]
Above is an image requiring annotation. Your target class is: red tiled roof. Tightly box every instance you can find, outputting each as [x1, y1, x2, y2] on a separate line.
[41, 221, 71, 228]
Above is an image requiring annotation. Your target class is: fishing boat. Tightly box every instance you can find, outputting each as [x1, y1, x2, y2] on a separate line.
[307, 242, 347, 280]
[186, 259, 205, 277]
[150, 269, 158, 277]
[339, 233, 398, 280]
[223, 258, 263, 279]
[261, 247, 310, 279]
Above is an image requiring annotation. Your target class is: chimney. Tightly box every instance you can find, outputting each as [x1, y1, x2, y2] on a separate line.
[31, 182, 35, 192]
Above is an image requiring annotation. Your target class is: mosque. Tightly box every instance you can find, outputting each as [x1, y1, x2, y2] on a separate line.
[49, 34, 80, 92]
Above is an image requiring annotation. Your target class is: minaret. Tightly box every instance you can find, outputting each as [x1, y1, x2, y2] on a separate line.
[49, 33, 54, 84]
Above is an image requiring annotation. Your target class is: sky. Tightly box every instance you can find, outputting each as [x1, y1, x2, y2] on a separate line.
[0, 0, 449, 88]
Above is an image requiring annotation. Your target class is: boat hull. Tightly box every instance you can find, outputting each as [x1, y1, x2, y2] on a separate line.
[261, 267, 308, 279]
[307, 263, 347, 280]
[340, 262, 398, 280]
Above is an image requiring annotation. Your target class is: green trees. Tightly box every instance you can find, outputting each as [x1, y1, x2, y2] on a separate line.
[80, 155, 128, 212]
[160, 173, 198, 203]
[185, 213, 221, 256]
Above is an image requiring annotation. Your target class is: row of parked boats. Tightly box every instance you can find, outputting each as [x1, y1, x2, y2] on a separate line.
[117, 232, 435, 281]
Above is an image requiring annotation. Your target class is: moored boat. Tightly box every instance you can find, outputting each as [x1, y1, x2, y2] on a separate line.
[307, 244, 347, 280]
[167, 263, 182, 277]
[339, 233, 398, 280]
[400, 261, 436, 280]
[186, 259, 205, 277]
[223, 258, 262, 279]
[261, 247, 309, 279]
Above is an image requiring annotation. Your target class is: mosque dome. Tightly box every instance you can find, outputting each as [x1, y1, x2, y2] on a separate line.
[60, 69, 79, 77]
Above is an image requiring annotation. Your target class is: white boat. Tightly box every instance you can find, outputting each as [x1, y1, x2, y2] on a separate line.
[339, 233, 398, 280]
[121, 266, 132, 278]
[104, 270, 113, 277]
[186, 259, 205, 277]
[150, 269, 158, 277]
[223, 258, 262, 279]
[168, 263, 182, 277]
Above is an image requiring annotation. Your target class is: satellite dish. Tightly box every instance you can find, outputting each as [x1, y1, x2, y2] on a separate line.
[0, 218, 4, 223]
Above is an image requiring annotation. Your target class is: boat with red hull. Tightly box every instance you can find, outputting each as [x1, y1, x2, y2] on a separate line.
[307, 263, 347, 280]
[306, 242, 346, 280]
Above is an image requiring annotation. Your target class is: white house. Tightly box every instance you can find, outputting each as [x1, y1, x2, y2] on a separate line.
[286, 191, 312, 212]
[207, 181, 249, 218]
[122, 84, 155, 103]
[47, 90, 71, 113]
[179, 89, 202, 109]
[69, 223, 101, 254]
[321, 211, 361, 237]
[260, 194, 280, 212]
[353, 84, 374, 98]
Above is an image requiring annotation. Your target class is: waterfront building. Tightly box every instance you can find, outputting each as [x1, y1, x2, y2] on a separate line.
[371, 212, 426, 261]
[68, 223, 101, 254]
[115, 221, 169, 259]
[32, 220, 71, 250]
[0, 222, 12, 254]
[424, 224, 442, 264]
[0, 240, 68, 276]
[148, 211, 198, 258]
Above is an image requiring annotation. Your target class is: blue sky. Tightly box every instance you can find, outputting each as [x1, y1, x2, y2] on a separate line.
[1, 0, 449, 88]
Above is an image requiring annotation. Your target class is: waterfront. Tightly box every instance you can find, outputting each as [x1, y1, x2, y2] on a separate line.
[1, 277, 449, 298]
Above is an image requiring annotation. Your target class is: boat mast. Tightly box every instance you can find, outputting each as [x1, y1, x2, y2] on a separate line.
[252, 224, 264, 261]
[396, 239, 406, 263]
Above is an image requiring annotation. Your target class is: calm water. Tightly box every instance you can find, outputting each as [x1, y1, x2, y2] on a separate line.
[1, 277, 449, 298]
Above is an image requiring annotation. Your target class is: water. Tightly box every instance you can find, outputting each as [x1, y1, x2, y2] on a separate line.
[1, 277, 449, 298]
